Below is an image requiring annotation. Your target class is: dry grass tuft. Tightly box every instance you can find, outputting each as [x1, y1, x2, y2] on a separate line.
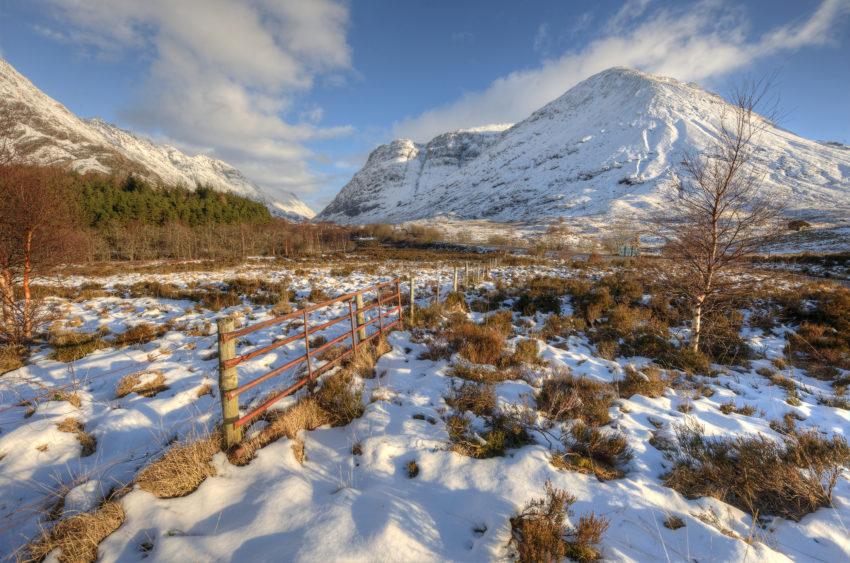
[56, 418, 96, 457]
[664, 515, 686, 530]
[26, 501, 125, 563]
[234, 398, 331, 465]
[509, 481, 608, 563]
[663, 422, 850, 520]
[115, 371, 169, 399]
[135, 433, 221, 499]
[537, 371, 617, 427]
[448, 363, 518, 383]
[718, 401, 757, 416]
[291, 438, 306, 464]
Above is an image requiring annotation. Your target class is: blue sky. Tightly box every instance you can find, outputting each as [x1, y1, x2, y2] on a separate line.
[1, 0, 848, 210]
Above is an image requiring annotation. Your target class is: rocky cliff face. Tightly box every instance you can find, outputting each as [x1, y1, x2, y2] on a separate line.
[318, 67, 850, 225]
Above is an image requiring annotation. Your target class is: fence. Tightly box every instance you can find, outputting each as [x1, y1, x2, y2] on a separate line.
[216, 278, 403, 448]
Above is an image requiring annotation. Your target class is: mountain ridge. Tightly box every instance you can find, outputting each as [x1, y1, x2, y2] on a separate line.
[318, 67, 850, 226]
[0, 58, 315, 220]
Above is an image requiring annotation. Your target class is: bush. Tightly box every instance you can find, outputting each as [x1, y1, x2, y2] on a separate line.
[448, 364, 518, 383]
[540, 314, 586, 341]
[445, 381, 497, 417]
[483, 310, 514, 336]
[446, 321, 506, 365]
[0, 344, 26, 374]
[552, 422, 633, 480]
[663, 422, 850, 520]
[509, 338, 540, 366]
[509, 482, 608, 563]
[446, 408, 533, 459]
[537, 372, 616, 427]
[615, 365, 667, 399]
[314, 369, 364, 426]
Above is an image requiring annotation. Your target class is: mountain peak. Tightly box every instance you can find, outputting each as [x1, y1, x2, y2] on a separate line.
[0, 57, 315, 220]
[319, 67, 850, 226]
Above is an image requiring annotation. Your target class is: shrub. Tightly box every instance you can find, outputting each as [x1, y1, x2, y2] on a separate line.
[509, 338, 540, 366]
[540, 315, 586, 341]
[663, 422, 850, 520]
[446, 321, 506, 365]
[26, 501, 125, 563]
[537, 372, 616, 426]
[111, 322, 166, 346]
[136, 433, 221, 498]
[0, 344, 26, 374]
[509, 482, 609, 563]
[443, 291, 468, 312]
[406, 460, 420, 478]
[446, 409, 533, 459]
[445, 381, 497, 417]
[314, 369, 364, 427]
[483, 310, 514, 336]
[718, 401, 757, 416]
[552, 422, 633, 480]
[615, 365, 667, 399]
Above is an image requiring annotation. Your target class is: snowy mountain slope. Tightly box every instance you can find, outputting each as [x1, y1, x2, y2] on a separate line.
[318, 67, 850, 225]
[0, 58, 315, 220]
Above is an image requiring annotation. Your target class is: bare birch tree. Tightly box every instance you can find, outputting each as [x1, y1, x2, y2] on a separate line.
[655, 79, 782, 352]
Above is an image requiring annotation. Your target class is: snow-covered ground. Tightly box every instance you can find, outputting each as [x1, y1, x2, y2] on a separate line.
[1, 262, 848, 561]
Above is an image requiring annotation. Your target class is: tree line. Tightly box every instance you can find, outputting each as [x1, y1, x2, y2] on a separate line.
[0, 164, 353, 343]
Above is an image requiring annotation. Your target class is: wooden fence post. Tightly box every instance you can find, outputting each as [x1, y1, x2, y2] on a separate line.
[452, 267, 458, 292]
[217, 316, 242, 449]
[355, 291, 367, 341]
[408, 275, 416, 325]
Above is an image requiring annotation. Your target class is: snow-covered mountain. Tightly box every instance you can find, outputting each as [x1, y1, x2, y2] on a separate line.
[0, 58, 315, 220]
[318, 67, 850, 225]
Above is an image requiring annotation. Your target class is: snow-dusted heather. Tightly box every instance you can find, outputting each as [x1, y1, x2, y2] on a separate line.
[0, 58, 314, 221]
[1, 263, 848, 561]
[318, 67, 850, 229]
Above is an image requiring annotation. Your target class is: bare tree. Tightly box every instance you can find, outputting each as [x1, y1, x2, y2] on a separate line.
[655, 79, 782, 353]
[0, 164, 82, 343]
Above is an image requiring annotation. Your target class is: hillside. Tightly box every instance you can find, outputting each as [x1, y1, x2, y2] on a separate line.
[0, 58, 314, 221]
[318, 68, 850, 226]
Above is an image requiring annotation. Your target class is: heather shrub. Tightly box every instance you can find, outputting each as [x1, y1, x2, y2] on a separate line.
[445, 381, 497, 417]
[663, 422, 850, 520]
[615, 365, 668, 399]
[552, 422, 633, 480]
[509, 482, 609, 562]
[537, 372, 616, 427]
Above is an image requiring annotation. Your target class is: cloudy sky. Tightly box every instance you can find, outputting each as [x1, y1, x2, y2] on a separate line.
[1, 0, 848, 210]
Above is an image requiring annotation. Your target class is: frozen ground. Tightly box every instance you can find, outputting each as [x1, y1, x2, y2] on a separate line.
[1, 262, 848, 561]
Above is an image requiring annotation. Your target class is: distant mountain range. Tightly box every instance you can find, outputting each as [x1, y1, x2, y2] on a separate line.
[318, 67, 850, 226]
[0, 58, 314, 221]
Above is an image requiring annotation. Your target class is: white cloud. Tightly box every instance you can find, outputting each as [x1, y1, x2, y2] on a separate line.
[39, 0, 353, 200]
[395, 0, 850, 142]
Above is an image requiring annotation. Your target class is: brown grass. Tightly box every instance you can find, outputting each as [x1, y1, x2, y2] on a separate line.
[509, 481, 608, 563]
[234, 398, 331, 464]
[56, 418, 96, 457]
[115, 371, 169, 398]
[663, 422, 850, 520]
[718, 401, 757, 416]
[448, 363, 518, 383]
[26, 501, 125, 563]
[406, 460, 420, 478]
[135, 433, 221, 498]
[537, 372, 616, 427]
